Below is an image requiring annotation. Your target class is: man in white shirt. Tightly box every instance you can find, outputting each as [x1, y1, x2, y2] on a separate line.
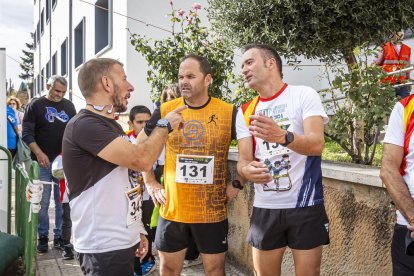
[236, 43, 329, 276]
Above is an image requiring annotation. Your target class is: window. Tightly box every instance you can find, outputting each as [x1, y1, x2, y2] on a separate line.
[41, 9, 44, 34]
[95, 0, 112, 54]
[52, 52, 57, 75]
[74, 18, 85, 68]
[41, 68, 45, 92]
[36, 22, 40, 43]
[52, 0, 57, 10]
[46, 61, 50, 79]
[33, 77, 37, 95]
[61, 38, 68, 75]
[46, 0, 50, 22]
[33, 30, 37, 49]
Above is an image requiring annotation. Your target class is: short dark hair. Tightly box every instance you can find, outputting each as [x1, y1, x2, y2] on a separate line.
[129, 105, 151, 122]
[78, 58, 123, 99]
[244, 44, 283, 78]
[181, 54, 212, 76]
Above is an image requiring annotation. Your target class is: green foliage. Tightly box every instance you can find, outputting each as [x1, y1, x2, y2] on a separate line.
[208, 0, 414, 62]
[323, 140, 383, 167]
[321, 46, 396, 165]
[19, 32, 34, 88]
[130, 3, 237, 102]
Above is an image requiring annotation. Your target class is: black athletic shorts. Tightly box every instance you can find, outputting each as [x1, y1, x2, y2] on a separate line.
[76, 243, 138, 276]
[391, 224, 414, 276]
[155, 216, 228, 254]
[248, 204, 330, 250]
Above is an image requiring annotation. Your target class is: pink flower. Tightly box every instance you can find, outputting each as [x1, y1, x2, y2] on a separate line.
[187, 17, 193, 24]
[177, 9, 185, 17]
[169, 0, 173, 5]
[192, 2, 202, 10]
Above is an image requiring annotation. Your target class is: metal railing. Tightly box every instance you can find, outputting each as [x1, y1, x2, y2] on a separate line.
[15, 161, 39, 276]
[0, 145, 12, 234]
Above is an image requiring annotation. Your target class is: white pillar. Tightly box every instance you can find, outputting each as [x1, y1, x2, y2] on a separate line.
[0, 48, 10, 232]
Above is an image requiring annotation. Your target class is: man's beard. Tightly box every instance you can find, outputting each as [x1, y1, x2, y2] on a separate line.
[112, 84, 127, 112]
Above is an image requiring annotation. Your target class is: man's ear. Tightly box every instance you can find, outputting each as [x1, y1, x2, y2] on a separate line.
[101, 76, 112, 92]
[205, 74, 212, 87]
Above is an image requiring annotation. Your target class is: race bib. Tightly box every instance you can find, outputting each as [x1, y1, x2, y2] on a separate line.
[175, 155, 214, 184]
[125, 186, 142, 226]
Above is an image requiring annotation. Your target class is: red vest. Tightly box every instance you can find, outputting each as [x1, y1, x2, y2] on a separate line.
[382, 42, 411, 83]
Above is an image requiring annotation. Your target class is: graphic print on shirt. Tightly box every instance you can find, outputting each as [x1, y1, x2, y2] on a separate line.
[255, 104, 292, 192]
[124, 134, 143, 226]
[44, 107, 70, 123]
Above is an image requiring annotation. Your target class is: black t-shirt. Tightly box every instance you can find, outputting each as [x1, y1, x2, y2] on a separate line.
[62, 109, 123, 200]
[22, 96, 76, 161]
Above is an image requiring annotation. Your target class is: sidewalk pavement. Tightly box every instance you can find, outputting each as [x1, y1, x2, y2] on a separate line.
[10, 172, 250, 275]
[34, 196, 249, 275]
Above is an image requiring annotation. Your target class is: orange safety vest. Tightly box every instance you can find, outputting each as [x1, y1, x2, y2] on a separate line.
[381, 42, 411, 84]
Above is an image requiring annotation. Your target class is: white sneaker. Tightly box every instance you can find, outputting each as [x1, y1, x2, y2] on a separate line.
[183, 256, 203, 268]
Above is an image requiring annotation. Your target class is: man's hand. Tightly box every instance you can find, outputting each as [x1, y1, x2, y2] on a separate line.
[146, 181, 166, 206]
[36, 151, 50, 168]
[135, 234, 148, 261]
[248, 114, 286, 143]
[226, 182, 239, 201]
[165, 105, 188, 131]
[408, 224, 414, 239]
[242, 161, 272, 184]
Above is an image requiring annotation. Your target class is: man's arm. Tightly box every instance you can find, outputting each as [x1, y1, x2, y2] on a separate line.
[98, 105, 187, 172]
[380, 143, 414, 224]
[249, 114, 325, 156]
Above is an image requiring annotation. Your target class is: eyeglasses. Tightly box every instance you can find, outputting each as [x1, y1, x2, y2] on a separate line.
[10, 102, 17, 106]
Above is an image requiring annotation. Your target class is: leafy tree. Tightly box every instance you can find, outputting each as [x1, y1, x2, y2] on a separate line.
[19, 32, 34, 91]
[208, 0, 413, 66]
[208, 0, 413, 164]
[130, 2, 236, 102]
[321, 46, 396, 164]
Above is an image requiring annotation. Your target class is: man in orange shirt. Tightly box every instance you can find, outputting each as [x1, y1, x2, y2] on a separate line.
[375, 31, 412, 99]
[139, 54, 242, 276]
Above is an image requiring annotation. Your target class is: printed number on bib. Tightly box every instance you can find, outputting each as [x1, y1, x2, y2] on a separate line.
[176, 155, 214, 184]
[125, 186, 142, 226]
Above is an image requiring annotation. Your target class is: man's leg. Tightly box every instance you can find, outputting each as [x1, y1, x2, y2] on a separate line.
[38, 167, 52, 238]
[291, 246, 323, 276]
[252, 247, 286, 276]
[158, 249, 186, 276]
[155, 217, 190, 275]
[287, 205, 329, 276]
[201, 252, 225, 276]
[53, 180, 63, 241]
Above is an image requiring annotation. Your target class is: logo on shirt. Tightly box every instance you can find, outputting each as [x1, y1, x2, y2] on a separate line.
[44, 107, 70, 123]
[207, 114, 218, 125]
[182, 120, 204, 141]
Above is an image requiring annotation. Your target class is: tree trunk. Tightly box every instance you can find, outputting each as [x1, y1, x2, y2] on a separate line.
[342, 48, 364, 163]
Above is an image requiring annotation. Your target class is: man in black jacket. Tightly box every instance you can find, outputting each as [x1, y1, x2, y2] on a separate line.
[22, 75, 76, 253]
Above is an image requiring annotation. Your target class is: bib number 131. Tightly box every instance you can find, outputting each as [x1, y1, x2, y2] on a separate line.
[175, 155, 214, 184]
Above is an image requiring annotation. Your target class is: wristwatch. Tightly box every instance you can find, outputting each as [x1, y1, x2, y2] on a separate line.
[280, 131, 294, 147]
[231, 179, 243, 190]
[156, 118, 173, 133]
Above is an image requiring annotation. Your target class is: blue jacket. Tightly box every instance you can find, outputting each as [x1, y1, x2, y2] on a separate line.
[7, 105, 17, 150]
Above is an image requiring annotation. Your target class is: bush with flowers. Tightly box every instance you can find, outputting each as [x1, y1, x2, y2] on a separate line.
[130, 2, 239, 102]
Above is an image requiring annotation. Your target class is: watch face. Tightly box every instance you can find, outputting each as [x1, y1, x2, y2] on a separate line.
[287, 131, 294, 143]
[157, 118, 169, 126]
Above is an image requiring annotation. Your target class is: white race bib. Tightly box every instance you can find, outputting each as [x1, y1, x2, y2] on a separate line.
[175, 155, 214, 184]
[125, 186, 142, 226]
